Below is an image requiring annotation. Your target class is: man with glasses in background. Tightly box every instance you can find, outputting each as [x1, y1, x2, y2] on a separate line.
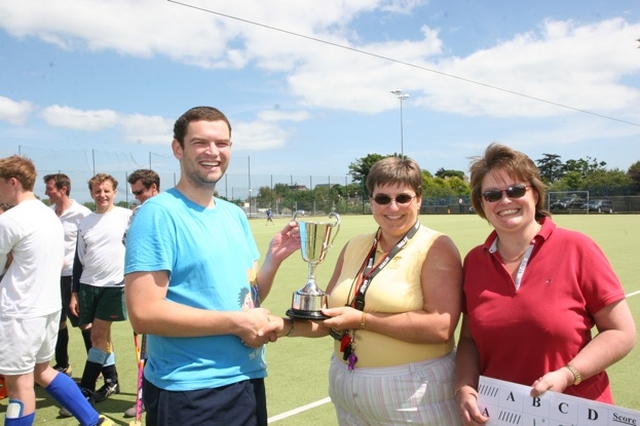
[128, 169, 160, 206]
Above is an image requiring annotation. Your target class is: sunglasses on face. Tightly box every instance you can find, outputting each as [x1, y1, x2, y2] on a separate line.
[481, 184, 530, 203]
[132, 188, 146, 196]
[372, 193, 416, 205]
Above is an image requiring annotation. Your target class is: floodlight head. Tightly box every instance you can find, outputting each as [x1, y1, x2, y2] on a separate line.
[390, 89, 402, 95]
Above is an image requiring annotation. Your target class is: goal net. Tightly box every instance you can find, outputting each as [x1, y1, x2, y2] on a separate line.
[547, 191, 590, 213]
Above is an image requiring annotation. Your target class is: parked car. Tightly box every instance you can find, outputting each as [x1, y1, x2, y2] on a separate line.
[582, 199, 614, 213]
[550, 197, 585, 210]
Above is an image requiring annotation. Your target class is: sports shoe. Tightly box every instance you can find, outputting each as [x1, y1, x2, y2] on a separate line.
[53, 364, 72, 377]
[123, 402, 145, 418]
[96, 415, 115, 425]
[59, 387, 94, 417]
[94, 379, 120, 403]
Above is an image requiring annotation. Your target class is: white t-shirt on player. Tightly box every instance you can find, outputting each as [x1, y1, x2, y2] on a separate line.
[0, 199, 64, 318]
[77, 206, 132, 287]
[52, 200, 91, 277]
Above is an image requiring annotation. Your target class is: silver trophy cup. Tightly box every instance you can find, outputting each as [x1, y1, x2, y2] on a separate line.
[286, 211, 341, 320]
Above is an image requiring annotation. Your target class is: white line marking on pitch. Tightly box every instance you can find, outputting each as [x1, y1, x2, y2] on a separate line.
[268, 397, 332, 423]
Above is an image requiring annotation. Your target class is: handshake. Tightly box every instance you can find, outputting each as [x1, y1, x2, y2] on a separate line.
[238, 305, 367, 349]
[238, 308, 293, 349]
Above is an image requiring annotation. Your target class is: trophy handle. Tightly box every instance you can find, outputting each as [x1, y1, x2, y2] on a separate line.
[292, 210, 305, 222]
[327, 212, 341, 248]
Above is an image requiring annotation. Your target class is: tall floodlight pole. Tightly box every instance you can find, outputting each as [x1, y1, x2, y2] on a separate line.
[390, 89, 409, 158]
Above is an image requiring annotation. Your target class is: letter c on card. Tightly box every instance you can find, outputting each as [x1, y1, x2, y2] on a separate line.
[559, 402, 569, 414]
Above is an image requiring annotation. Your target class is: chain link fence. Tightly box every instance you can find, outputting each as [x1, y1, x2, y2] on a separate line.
[14, 146, 640, 214]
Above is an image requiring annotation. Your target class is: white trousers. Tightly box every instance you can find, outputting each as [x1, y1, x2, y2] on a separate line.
[328, 351, 462, 425]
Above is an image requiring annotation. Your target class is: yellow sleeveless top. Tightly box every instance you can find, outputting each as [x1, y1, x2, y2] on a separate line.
[328, 225, 455, 367]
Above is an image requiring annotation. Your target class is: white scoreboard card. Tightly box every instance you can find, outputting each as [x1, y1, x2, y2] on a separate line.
[477, 376, 640, 426]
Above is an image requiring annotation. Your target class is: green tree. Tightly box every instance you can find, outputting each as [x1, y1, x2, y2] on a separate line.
[583, 169, 632, 190]
[273, 183, 292, 198]
[435, 168, 465, 180]
[627, 161, 640, 191]
[422, 175, 451, 200]
[292, 189, 314, 213]
[536, 153, 564, 183]
[446, 176, 470, 197]
[310, 185, 326, 212]
[256, 185, 276, 208]
[549, 170, 584, 191]
[326, 184, 345, 213]
[330, 183, 347, 199]
[564, 157, 607, 178]
[348, 153, 390, 186]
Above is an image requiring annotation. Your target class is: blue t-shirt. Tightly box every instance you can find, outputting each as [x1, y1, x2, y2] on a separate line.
[125, 188, 263, 391]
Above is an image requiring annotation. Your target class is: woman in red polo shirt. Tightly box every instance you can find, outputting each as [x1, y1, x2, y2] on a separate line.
[455, 143, 636, 425]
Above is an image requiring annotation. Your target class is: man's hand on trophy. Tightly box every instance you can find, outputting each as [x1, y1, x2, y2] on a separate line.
[267, 220, 301, 262]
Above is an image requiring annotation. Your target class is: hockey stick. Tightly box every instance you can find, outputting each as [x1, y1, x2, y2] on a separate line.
[129, 333, 146, 426]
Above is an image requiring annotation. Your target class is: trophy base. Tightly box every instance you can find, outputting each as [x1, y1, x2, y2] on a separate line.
[286, 308, 330, 321]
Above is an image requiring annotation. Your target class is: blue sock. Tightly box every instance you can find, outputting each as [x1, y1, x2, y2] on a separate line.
[5, 412, 35, 426]
[44, 373, 99, 426]
[87, 348, 109, 365]
[104, 351, 115, 367]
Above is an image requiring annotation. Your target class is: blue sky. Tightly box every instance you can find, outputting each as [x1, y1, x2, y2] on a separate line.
[0, 0, 639, 202]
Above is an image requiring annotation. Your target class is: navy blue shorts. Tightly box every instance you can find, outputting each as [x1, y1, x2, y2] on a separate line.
[143, 377, 267, 426]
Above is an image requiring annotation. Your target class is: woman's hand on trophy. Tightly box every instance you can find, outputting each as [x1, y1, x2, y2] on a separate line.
[321, 306, 363, 331]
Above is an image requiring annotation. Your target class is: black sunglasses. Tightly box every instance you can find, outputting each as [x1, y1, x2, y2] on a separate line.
[372, 193, 416, 205]
[132, 188, 146, 196]
[481, 184, 530, 203]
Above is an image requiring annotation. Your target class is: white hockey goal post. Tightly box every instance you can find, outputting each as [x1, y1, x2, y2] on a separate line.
[547, 191, 590, 212]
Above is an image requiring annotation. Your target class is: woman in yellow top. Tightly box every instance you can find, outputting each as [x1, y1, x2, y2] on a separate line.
[265, 156, 463, 425]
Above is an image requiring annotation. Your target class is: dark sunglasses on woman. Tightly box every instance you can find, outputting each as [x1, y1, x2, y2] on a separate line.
[372, 193, 416, 205]
[481, 184, 530, 203]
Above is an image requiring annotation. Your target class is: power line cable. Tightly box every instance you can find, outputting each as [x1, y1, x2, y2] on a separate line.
[168, 0, 640, 127]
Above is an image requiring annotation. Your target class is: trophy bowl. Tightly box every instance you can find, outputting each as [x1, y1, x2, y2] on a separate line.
[286, 211, 340, 320]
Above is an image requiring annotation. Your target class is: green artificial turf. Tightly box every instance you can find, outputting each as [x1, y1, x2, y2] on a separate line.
[2, 214, 638, 425]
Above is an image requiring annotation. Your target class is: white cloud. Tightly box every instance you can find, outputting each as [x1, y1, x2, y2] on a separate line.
[0, 96, 33, 125]
[414, 17, 640, 118]
[2, 2, 638, 122]
[234, 120, 289, 151]
[119, 114, 173, 145]
[40, 105, 118, 130]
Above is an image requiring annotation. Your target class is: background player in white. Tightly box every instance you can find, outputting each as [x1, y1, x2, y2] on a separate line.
[71, 173, 132, 407]
[0, 155, 113, 426]
[43, 173, 92, 377]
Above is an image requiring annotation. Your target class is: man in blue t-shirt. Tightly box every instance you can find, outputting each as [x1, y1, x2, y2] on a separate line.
[124, 106, 300, 426]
